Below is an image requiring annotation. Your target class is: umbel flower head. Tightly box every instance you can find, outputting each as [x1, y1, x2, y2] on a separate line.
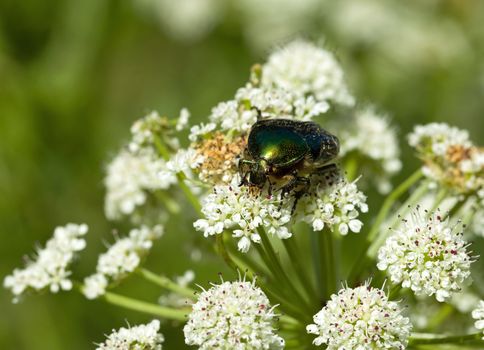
[4, 223, 88, 301]
[306, 283, 412, 349]
[96, 319, 164, 350]
[183, 278, 284, 349]
[194, 171, 367, 252]
[336, 107, 402, 193]
[261, 39, 355, 107]
[104, 148, 176, 220]
[408, 122, 484, 195]
[83, 225, 164, 299]
[377, 209, 474, 302]
[104, 110, 193, 221]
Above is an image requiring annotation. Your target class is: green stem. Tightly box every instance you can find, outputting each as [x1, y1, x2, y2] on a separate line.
[310, 231, 323, 297]
[256, 228, 313, 312]
[426, 304, 454, 331]
[153, 134, 202, 214]
[216, 233, 239, 273]
[347, 174, 426, 283]
[367, 169, 423, 241]
[103, 291, 188, 321]
[282, 238, 318, 303]
[320, 230, 336, 300]
[430, 187, 448, 212]
[153, 135, 171, 160]
[176, 172, 202, 214]
[344, 155, 358, 181]
[154, 191, 180, 214]
[388, 283, 402, 300]
[409, 332, 483, 345]
[367, 180, 429, 258]
[138, 268, 196, 300]
[280, 314, 301, 327]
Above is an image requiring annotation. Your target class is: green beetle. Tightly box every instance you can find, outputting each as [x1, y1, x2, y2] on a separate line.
[239, 118, 339, 201]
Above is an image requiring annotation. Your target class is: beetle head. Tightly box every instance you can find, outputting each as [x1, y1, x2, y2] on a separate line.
[247, 159, 268, 187]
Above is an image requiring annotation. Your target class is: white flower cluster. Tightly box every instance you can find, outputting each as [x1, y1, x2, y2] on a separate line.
[194, 178, 292, 253]
[165, 148, 204, 176]
[96, 319, 164, 350]
[298, 175, 368, 235]
[82, 225, 163, 299]
[194, 172, 368, 252]
[104, 148, 176, 220]
[472, 300, 484, 338]
[306, 284, 411, 349]
[409, 123, 484, 196]
[261, 40, 355, 107]
[129, 111, 174, 152]
[183, 279, 284, 349]
[105, 110, 196, 220]
[4, 224, 88, 300]
[338, 108, 402, 193]
[408, 123, 471, 158]
[188, 40, 352, 138]
[377, 210, 473, 302]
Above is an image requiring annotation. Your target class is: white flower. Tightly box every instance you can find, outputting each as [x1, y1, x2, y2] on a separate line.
[377, 210, 474, 302]
[408, 123, 471, 158]
[261, 40, 354, 107]
[297, 174, 368, 235]
[408, 123, 484, 195]
[129, 111, 167, 152]
[188, 122, 217, 142]
[209, 100, 256, 133]
[194, 177, 292, 253]
[96, 319, 164, 350]
[4, 224, 88, 300]
[104, 149, 176, 220]
[472, 300, 484, 337]
[183, 278, 284, 349]
[82, 273, 108, 300]
[176, 108, 190, 131]
[82, 226, 163, 299]
[306, 283, 411, 349]
[166, 148, 204, 175]
[337, 107, 402, 193]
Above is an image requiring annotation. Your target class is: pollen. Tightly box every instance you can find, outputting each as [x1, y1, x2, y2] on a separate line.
[194, 132, 247, 184]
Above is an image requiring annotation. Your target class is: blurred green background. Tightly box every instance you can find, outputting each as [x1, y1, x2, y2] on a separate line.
[1, 0, 483, 348]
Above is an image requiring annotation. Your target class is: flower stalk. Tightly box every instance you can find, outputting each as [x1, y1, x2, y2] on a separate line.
[409, 332, 484, 346]
[103, 291, 189, 321]
[137, 268, 196, 300]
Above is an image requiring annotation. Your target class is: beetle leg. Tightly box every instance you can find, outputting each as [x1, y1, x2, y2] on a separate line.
[267, 177, 274, 197]
[238, 159, 255, 186]
[250, 106, 264, 121]
[314, 163, 341, 186]
[316, 163, 338, 175]
[277, 171, 311, 213]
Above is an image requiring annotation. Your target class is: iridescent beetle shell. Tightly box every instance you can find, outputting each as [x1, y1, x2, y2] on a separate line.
[247, 118, 339, 169]
[239, 118, 340, 190]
